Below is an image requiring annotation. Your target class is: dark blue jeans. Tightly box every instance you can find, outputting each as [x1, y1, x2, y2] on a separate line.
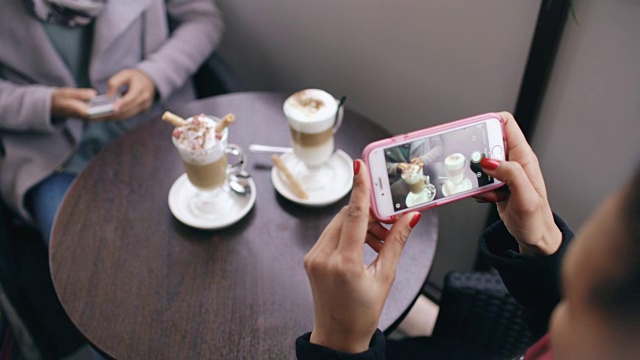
[25, 172, 76, 246]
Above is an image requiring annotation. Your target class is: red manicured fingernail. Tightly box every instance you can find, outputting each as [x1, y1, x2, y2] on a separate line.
[480, 158, 500, 171]
[409, 213, 422, 229]
[353, 160, 361, 175]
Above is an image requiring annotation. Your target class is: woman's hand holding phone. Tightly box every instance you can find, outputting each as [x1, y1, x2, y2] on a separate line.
[474, 112, 562, 256]
[304, 160, 421, 353]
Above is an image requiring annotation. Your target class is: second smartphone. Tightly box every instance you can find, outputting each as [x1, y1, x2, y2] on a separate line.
[363, 113, 506, 222]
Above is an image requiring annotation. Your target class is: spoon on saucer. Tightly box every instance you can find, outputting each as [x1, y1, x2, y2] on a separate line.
[229, 170, 252, 196]
[249, 144, 293, 154]
[335, 95, 346, 122]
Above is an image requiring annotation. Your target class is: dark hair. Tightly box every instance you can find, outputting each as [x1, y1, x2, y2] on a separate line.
[593, 165, 640, 329]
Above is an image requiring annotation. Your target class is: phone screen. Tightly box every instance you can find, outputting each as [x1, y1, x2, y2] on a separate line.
[383, 122, 496, 212]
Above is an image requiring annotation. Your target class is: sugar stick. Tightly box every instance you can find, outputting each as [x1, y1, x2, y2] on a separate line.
[215, 113, 236, 133]
[161, 111, 188, 127]
[271, 155, 309, 200]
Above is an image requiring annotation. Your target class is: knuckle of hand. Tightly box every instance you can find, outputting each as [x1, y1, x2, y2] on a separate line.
[304, 256, 324, 274]
[505, 161, 524, 178]
[352, 174, 367, 191]
[346, 204, 365, 220]
[520, 201, 541, 216]
[303, 254, 314, 271]
[529, 153, 540, 167]
[391, 228, 410, 250]
[381, 270, 396, 284]
[501, 111, 516, 122]
[331, 260, 359, 279]
[340, 205, 350, 214]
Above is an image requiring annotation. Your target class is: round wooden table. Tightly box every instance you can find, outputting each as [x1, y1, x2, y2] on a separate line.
[50, 92, 438, 359]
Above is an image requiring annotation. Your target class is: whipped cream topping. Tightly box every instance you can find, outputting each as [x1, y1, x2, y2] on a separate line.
[284, 89, 336, 122]
[284, 89, 338, 134]
[172, 114, 226, 165]
[172, 114, 220, 151]
[401, 164, 423, 184]
[444, 153, 465, 170]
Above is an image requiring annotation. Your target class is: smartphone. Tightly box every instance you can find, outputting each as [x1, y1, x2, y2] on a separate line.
[87, 94, 119, 119]
[363, 112, 506, 222]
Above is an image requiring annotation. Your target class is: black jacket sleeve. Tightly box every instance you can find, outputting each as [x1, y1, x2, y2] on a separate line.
[479, 214, 574, 338]
[296, 329, 386, 360]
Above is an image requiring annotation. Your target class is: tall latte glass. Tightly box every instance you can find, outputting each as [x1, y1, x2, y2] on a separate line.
[172, 115, 245, 218]
[444, 153, 466, 185]
[402, 164, 426, 194]
[283, 89, 344, 189]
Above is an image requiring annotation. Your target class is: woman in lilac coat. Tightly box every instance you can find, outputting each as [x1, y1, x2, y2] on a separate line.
[0, 0, 224, 243]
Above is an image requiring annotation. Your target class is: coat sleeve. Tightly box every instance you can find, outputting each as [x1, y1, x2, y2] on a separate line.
[0, 78, 57, 133]
[386, 161, 398, 175]
[385, 149, 403, 175]
[296, 329, 386, 360]
[479, 214, 574, 338]
[416, 136, 442, 166]
[136, 0, 224, 102]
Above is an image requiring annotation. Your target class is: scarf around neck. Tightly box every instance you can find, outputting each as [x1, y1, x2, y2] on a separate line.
[27, 0, 107, 26]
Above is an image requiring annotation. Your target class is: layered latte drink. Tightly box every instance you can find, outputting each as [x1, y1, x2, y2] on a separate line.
[172, 115, 228, 190]
[402, 164, 425, 194]
[284, 89, 339, 167]
[445, 153, 466, 185]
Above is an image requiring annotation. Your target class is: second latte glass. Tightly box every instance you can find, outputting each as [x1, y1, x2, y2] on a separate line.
[283, 89, 344, 189]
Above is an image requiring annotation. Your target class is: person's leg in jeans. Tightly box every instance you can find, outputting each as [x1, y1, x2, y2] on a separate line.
[25, 172, 76, 246]
[24, 172, 108, 359]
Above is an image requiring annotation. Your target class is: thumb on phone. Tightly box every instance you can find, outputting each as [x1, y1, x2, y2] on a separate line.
[107, 71, 130, 97]
[56, 87, 97, 101]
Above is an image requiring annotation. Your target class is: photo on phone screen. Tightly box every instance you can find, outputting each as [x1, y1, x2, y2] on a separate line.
[368, 116, 504, 217]
[382, 122, 499, 212]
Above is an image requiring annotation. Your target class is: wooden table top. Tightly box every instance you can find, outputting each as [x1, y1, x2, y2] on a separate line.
[50, 92, 438, 359]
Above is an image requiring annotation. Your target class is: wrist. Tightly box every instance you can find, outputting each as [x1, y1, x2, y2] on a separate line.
[518, 222, 562, 256]
[309, 327, 371, 354]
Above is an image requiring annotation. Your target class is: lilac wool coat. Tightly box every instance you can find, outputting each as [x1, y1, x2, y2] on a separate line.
[0, 0, 224, 220]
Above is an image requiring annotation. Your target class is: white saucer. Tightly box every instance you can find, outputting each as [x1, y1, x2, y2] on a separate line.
[168, 173, 257, 229]
[271, 150, 353, 207]
[442, 178, 473, 196]
[405, 184, 436, 207]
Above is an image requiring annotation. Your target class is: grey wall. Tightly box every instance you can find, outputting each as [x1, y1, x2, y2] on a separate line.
[215, 0, 542, 288]
[532, 0, 640, 230]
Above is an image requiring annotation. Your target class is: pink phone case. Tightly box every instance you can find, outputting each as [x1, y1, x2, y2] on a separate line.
[362, 112, 507, 222]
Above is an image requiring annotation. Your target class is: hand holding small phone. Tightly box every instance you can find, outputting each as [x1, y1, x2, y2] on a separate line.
[363, 112, 507, 222]
[410, 157, 425, 168]
[396, 162, 410, 174]
[106, 69, 156, 120]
